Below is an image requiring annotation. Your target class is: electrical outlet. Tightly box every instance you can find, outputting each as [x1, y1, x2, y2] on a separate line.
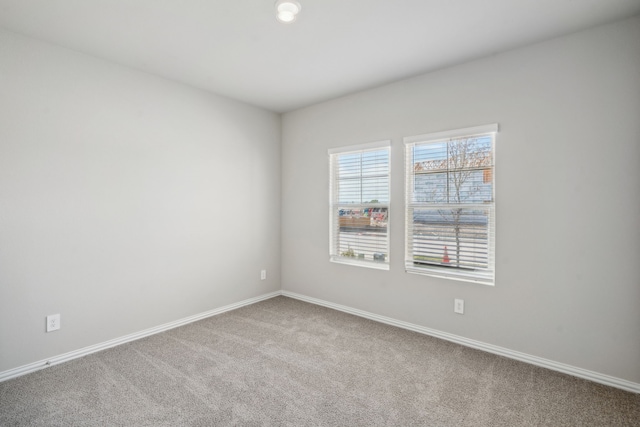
[261, 269, 267, 280]
[454, 299, 464, 314]
[46, 314, 60, 332]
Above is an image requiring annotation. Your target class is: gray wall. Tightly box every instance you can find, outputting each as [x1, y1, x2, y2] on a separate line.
[0, 29, 281, 372]
[281, 16, 640, 383]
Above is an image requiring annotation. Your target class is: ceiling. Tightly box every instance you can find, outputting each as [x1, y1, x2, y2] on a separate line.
[1, 1, 639, 113]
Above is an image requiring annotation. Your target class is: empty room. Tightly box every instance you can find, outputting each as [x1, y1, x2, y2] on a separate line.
[1, 0, 639, 425]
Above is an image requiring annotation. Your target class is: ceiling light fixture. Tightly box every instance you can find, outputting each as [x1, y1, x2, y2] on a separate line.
[276, 0, 301, 24]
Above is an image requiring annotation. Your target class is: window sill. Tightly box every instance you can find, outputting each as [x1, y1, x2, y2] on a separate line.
[405, 265, 494, 285]
[331, 257, 389, 271]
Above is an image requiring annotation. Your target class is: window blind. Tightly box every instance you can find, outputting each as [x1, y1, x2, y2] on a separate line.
[404, 125, 497, 284]
[329, 141, 390, 269]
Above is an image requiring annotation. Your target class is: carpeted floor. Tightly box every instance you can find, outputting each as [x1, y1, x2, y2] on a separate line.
[0, 296, 638, 426]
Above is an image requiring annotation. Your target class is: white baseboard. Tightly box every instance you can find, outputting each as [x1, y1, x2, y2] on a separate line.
[281, 290, 640, 394]
[0, 291, 281, 383]
[4, 289, 638, 394]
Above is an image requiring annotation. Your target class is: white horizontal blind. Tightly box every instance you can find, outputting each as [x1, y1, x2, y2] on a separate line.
[404, 125, 497, 284]
[329, 141, 390, 269]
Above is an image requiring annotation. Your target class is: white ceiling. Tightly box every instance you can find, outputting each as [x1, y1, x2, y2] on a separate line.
[1, 0, 639, 112]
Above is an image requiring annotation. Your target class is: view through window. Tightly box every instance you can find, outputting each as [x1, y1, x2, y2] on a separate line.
[329, 141, 390, 269]
[404, 125, 497, 284]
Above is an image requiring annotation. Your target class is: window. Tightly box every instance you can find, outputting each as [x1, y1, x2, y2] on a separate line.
[329, 141, 390, 269]
[404, 124, 497, 284]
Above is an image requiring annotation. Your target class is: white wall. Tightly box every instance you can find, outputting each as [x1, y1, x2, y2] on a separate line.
[0, 29, 281, 372]
[281, 16, 640, 383]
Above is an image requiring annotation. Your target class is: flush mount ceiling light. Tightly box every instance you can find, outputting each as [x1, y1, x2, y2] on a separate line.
[276, 0, 301, 23]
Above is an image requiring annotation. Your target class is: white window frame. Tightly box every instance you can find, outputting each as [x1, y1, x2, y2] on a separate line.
[404, 124, 497, 285]
[329, 140, 390, 270]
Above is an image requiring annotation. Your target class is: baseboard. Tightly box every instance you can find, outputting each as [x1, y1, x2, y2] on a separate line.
[4, 289, 638, 394]
[0, 291, 282, 383]
[281, 290, 640, 394]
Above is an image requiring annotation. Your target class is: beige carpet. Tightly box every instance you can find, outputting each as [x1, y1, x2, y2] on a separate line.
[0, 296, 638, 426]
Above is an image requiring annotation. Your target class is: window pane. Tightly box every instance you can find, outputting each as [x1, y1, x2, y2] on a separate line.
[362, 177, 389, 203]
[338, 178, 362, 204]
[414, 172, 447, 203]
[411, 208, 490, 269]
[338, 153, 362, 178]
[413, 142, 447, 166]
[361, 150, 389, 177]
[446, 169, 492, 204]
[336, 149, 389, 203]
[337, 207, 388, 263]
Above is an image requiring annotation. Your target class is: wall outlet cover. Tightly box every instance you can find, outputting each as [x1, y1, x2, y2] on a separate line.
[454, 299, 464, 314]
[46, 314, 61, 332]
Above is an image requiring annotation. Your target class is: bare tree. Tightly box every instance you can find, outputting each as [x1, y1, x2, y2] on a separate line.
[446, 137, 490, 267]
